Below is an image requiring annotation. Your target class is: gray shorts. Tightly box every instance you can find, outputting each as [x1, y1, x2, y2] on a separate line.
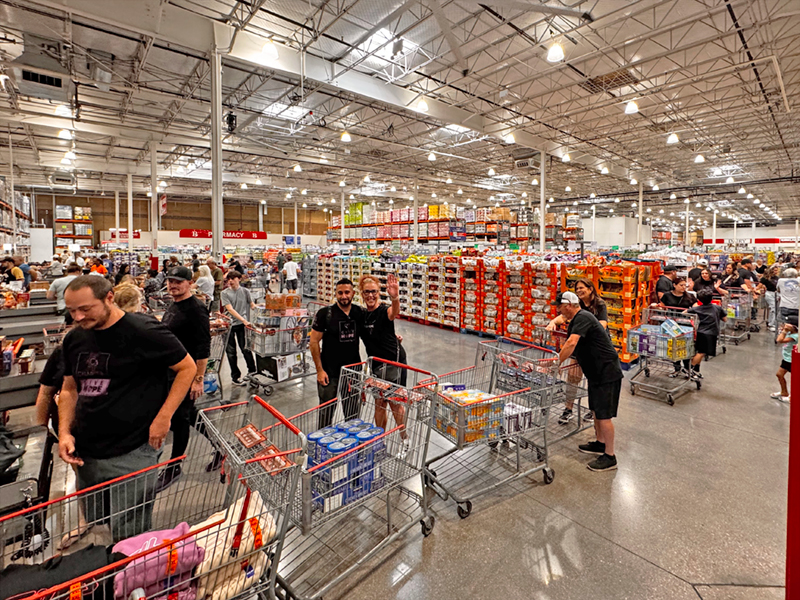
[77, 442, 162, 542]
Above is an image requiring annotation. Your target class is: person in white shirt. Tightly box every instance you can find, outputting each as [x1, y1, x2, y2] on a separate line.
[195, 265, 215, 304]
[47, 263, 82, 323]
[65, 252, 85, 269]
[282, 255, 301, 292]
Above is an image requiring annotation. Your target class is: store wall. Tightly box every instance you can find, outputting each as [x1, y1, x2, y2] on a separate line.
[33, 194, 330, 244]
[580, 217, 652, 247]
[702, 223, 800, 247]
[99, 230, 328, 248]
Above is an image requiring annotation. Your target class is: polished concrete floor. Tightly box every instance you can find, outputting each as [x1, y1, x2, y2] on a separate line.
[8, 314, 789, 599]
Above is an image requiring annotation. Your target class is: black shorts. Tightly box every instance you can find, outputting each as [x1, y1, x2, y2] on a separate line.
[286, 279, 298, 291]
[587, 378, 621, 420]
[781, 360, 792, 372]
[695, 333, 717, 356]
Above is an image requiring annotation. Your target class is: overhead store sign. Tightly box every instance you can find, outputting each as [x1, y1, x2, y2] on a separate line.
[110, 229, 141, 239]
[179, 229, 267, 240]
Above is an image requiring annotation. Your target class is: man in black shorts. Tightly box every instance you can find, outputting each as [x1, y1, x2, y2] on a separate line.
[687, 289, 727, 379]
[555, 291, 622, 472]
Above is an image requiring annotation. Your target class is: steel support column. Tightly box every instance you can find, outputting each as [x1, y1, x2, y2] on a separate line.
[127, 173, 133, 251]
[539, 150, 545, 253]
[210, 50, 224, 259]
[150, 141, 158, 250]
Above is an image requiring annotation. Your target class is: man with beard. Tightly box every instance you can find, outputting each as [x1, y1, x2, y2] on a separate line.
[58, 275, 196, 540]
[310, 278, 364, 428]
[156, 266, 211, 491]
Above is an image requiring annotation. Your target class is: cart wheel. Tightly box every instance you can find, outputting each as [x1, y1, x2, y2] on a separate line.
[644, 368, 650, 377]
[695, 380, 701, 390]
[667, 394, 675, 406]
[543, 468, 555, 484]
[747, 333, 751, 340]
[722, 346, 727, 354]
[488, 441, 499, 449]
[420, 516, 435, 537]
[264, 386, 274, 397]
[734, 340, 739, 346]
[630, 383, 636, 395]
[457, 501, 472, 519]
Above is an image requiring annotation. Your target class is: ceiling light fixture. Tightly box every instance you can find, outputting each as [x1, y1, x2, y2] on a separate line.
[293, 164, 302, 172]
[341, 131, 351, 142]
[630, 178, 638, 185]
[349, 194, 355, 199]
[726, 176, 735, 184]
[670, 193, 677, 200]
[432, 192, 437, 198]
[457, 188, 463, 194]
[240, 183, 248, 189]
[504, 132, 516, 144]
[446, 178, 453, 184]
[60, 157, 71, 165]
[532, 178, 539, 186]
[428, 152, 436, 161]
[747, 193, 754, 199]
[624, 100, 639, 114]
[600, 166, 609, 174]
[739, 187, 746, 194]
[320, 156, 328, 163]
[488, 167, 496, 176]
[390, 186, 396, 192]
[58, 129, 73, 140]
[562, 153, 571, 163]
[416, 98, 429, 113]
[255, 178, 263, 185]
[666, 133, 679, 144]
[301, 189, 307, 195]
[590, 192, 596, 198]
[54, 104, 72, 117]
[521, 192, 527, 198]
[548, 197, 554, 203]
[262, 40, 279, 61]
[565, 185, 572, 192]
[694, 154, 705, 163]
[302, 203, 307, 208]
[64, 150, 76, 160]
[546, 42, 565, 62]
[339, 180, 345, 187]
[652, 184, 660, 191]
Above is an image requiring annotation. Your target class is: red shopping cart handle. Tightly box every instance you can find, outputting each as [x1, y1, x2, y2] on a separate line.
[368, 357, 437, 378]
[252, 395, 302, 436]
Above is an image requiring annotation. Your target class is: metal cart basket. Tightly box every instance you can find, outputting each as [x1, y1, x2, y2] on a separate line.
[626, 306, 700, 405]
[199, 313, 233, 407]
[423, 341, 565, 519]
[722, 287, 752, 345]
[0, 401, 303, 600]
[205, 359, 438, 600]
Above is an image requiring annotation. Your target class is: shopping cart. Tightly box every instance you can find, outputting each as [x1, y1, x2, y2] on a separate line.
[201, 360, 439, 600]
[528, 325, 594, 442]
[199, 313, 233, 407]
[245, 318, 314, 398]
[147, 288, 173, 317]
[42, 324, 71, 355]
[626, 307, 700, 405]
[1, 400, 303, 600]
[722, 287, 752, 345]
[423, 342, 564, 519]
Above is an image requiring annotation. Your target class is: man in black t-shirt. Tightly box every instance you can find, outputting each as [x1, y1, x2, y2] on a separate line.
[755, 259, 767, 274]
[59, 276, 196, 540]
[738, 258, 757, 291]
[310, 278, 364, 428]
[656, 265, 677, 301]
[158, 266, 211, 490]
[555, 292, 622, 472]
[688, 259, 707, 282]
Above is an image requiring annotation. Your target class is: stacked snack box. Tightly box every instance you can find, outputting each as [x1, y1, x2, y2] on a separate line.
[426, 255, 444, 323]
[460, 257, 482, 332]
[441, 255, 461, 328]
[409, 261, 427, 320]
[502, 257, 529, 340]
[433, 385, 503, 446]
[597, 264, 643, 361]
[481, 257, 505, 335]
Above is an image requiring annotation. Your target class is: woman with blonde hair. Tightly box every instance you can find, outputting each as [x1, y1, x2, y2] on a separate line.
[113, 283, 143, 313]
[358, 273, 409, 449]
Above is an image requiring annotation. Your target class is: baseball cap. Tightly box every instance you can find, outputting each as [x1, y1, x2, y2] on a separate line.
[663, 264, 678, 273]
[697, 259, 708, 266]
[166, 266, 193, 281]
[552, 291, 580, 306]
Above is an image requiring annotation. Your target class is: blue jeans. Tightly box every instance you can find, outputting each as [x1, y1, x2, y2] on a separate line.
[77, 442, 162, 542]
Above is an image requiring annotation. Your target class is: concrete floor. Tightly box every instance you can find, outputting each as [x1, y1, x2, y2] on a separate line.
[6, 313, 789, 599]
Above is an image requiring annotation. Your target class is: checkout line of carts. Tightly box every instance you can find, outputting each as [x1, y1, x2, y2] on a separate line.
[0, 336, 596, 600]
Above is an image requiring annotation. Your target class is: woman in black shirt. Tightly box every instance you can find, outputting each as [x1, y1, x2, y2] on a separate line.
[547, 278, 608, 329]
[659, 278, 695, 376]
[358, 274, 408, 446]
[715, 262, 743, 295]
[691, 268, 716, 293]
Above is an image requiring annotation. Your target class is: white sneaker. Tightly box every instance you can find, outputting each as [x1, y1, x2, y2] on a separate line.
[770, 392, 783, 399]
[780, 396, 791, 404]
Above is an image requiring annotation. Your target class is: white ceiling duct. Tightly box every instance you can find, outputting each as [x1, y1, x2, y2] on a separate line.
[9, 34, 75, 103]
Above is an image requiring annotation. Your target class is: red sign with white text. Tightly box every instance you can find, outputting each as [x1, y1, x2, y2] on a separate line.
[110, 229, 141, 239]
[179, 229, 267, 240]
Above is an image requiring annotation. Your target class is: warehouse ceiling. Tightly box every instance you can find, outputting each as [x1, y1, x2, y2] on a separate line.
[0, 0, 799, 232]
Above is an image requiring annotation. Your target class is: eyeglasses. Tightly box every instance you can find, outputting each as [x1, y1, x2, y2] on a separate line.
[362, 290, 379, 295]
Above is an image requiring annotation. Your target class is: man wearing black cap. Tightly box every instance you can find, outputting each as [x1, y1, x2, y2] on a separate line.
[157, 266, 211, 490]
[656, 265, 677, 301]
[554, 291, 622, 472]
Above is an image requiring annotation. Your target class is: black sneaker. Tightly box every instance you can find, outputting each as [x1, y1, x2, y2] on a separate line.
[557, 409, 574, 425]
[689, 370, 702, 381]
[668, 369, 682, 378]
[587, 453, 618, 472]
[154, 464, 183, 493]
[578, 440, 606, 455]
[583, 411, 594, 423]
[232, 377, 246, 386]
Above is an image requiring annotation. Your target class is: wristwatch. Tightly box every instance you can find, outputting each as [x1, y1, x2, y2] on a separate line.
[194, 376, 204, 382]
